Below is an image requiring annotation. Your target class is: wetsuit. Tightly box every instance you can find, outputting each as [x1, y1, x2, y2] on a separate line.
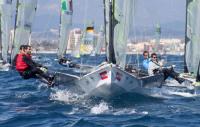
[148, 60, 184, 84]
[59, 58, 80, 68]
[15, 53, 53, 81]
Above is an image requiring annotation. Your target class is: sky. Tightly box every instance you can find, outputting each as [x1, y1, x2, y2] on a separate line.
[32, 0, 186, 38]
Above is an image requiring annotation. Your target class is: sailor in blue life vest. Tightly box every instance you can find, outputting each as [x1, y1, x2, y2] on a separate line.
[15, 45, 54, 86]
[148, 53, 185, 84]
[124, 51, 150, 74]
[142, 50, 150, 70]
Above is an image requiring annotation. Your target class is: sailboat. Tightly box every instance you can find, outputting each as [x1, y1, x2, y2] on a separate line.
[54, 0, 167, 97]
[181, 0, 200, 85]
[57, 0, 73, 60]
[57, 0, 96, 74]
[0, 0, 13, 71]
[10, 0, 37, 64]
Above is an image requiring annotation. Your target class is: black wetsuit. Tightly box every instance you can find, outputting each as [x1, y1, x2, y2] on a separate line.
[152, 61, 185, 84]
[59, 58, 80, 68]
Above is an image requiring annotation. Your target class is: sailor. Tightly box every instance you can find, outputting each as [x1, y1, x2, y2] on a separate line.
[26, 45, 32, 58]
[148, 53, 185, 84]
[59, 57, 80, 68]
[142, 50, 150, 70]
[12, 45, 26, 67]
[15, 45, 54, 86]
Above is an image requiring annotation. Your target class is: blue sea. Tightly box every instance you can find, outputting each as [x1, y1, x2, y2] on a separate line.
[1, 54, 200, 127]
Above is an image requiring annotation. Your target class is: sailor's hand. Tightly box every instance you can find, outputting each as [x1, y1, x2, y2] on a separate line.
[159, 59, 165, 67]
[40, 67, 48, 73]
[42, 66, 48, 69]
[171, 65, 176, 68]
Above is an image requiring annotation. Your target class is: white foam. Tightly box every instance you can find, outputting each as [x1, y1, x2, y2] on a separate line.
[167, 91, 196, 97]
[113, 108, 136, 115]
[38, 82, 47, 89]
[16, 93, 30, 99]
[141, 111, 149, 115]
[90, 102, 109, 114]
[50, 89, 82, 103]
[67, 107, 79, 115]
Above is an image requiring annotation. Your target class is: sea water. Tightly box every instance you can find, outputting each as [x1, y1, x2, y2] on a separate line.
[0, 54, 200, 127]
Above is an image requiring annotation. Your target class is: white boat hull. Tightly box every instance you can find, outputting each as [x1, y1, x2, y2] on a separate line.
[55, 63, 164, 97]
[75, 63, 164, 96]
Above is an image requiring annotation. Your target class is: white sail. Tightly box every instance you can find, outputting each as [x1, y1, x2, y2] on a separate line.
[57, 0, 73, 59]
[11, 0, 37, 63]
[95, 26, 104, 55]
[80, 23, 96, 55]
[114, 0, 135, 69]
[0, 0, 12, 63]
[71, 28, 81, 58]
[185, 0, 200, 76]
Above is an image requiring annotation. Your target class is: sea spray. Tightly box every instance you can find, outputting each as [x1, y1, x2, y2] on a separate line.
[50, 89, 83, 103]
[113, 108, 137, 115]
[90, 101, 109, 114]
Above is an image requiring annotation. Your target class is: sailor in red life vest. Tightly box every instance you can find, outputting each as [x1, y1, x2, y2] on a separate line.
[15, 45, 54, 86]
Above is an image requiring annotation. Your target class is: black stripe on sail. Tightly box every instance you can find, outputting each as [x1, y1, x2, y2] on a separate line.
[196, 60, 200, 82]
[108, 0, 116, 64]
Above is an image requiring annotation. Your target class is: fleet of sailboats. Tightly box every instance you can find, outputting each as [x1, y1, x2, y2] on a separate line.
[0, 0, 199, 96]
[54, 0, 166, 97]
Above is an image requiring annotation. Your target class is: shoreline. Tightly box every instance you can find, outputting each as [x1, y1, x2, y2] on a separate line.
[32, 51, 184, 55]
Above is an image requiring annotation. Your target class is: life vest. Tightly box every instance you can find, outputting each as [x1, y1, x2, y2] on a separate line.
[15, 54, 29, 72]
[27, 54, 32, 59]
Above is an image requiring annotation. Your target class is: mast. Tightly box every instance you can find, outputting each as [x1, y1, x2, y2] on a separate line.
[197, 60, 200, 82]
[0, 13, 2, 60]
[10, 0, 19, 63]
[103, 0, 107, 60]
[184, 0, 189, 73]
[108, 0, 116, 64]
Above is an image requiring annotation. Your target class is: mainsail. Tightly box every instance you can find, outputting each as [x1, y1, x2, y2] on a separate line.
[113, 0, 134, 69]
[10, 0, 37, 63]
[104, 0, 134, 67]
[57, 0, 73, 59]
[95, 26, 104, 55]
[185, 0, 200, 78]
[0, 0, 13, 63]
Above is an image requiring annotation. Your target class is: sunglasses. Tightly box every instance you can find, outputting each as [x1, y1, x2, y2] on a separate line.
[153, 57, 157, 58]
